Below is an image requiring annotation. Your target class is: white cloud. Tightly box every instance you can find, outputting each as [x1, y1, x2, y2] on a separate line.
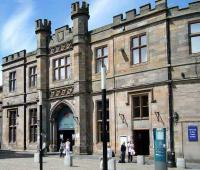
[0, 0, 36, 56]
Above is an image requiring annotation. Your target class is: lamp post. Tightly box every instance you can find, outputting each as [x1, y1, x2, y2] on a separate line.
[101, 66, 108, 170]
[38, 91, 43, 170]
[39, 104, 43, 170]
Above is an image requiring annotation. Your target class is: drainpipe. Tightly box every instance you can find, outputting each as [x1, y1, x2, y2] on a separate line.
[24, 53, 27, 150]
[166, 6, 176, 167]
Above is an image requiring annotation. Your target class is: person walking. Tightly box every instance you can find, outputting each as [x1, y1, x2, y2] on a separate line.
[59, 140, 65, 158]
[65, 139, 71, 155]
[128, 141, 135, 162]
[120, 142, 126, 163]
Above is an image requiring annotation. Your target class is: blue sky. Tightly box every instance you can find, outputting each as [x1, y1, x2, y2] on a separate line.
[0, 0, 195, 84]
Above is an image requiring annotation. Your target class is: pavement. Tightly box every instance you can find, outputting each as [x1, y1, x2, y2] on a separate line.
[0, 150, 200, 170]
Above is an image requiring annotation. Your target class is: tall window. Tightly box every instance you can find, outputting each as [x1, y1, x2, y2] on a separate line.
[29, 108, 37, 143]
[132, 95, 149, 118]
[9, 71, 16, 92]
[53, 56, 71, 81]
[190, 22, 200, 53]
[29, 66, 37, 87]
[97, 100, 109, 142]
[96, 46, 108, 73]
[131, 34, 147, 64]
[9, 110, 17, 143]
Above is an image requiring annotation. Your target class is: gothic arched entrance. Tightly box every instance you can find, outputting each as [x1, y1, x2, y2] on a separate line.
[50, 102, 75, 151]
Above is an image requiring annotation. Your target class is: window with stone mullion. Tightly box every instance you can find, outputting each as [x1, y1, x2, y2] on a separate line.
[9, 110, 17, 143]
[96, 47, 108, 73]
[54, 56, 71, 80]
[96, 100, 109, 142]
[29, 66, 37, 87]
[29, 109, 37, 143]
[133, 95, 149, 119]
[9, 71, 16, 92]
[131, 34, 147, 64]
[190, 22, 200, 54]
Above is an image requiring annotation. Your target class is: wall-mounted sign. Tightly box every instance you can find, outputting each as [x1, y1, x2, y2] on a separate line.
[188, 125, 198, 142]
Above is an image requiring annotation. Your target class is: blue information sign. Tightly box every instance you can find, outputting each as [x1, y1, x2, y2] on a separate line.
[188, 125, 198, 142]
[153, 128, 166, 162]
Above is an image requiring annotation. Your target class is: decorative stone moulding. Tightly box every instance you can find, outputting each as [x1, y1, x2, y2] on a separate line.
[49, 41, 73, 55]
[50, 86, 74, 98]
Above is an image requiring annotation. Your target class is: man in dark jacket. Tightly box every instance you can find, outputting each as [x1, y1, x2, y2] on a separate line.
[120, 142, 126, 163]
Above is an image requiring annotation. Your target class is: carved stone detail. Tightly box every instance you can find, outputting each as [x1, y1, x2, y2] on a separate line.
[50, 86, 74, 98]
[49, 41, 73, 55]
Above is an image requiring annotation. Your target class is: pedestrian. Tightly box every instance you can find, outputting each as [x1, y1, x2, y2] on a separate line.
[65, 139, 71, 155]
[127, 141, 131, 162]
[59, 140, 65, 157]
[120, 142, 126, 163]
[128, 141, 135, 162]
[42, 141, 47, 156]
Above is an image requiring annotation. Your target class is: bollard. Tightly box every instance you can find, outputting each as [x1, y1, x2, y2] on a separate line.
[176, 158, 186, 168]
[34, 152, 39, 163]
[108, 158, 116, 170]
[137, 155, 145, 165]
[100, 157, 116, 170]
[64, 154, 73, 167]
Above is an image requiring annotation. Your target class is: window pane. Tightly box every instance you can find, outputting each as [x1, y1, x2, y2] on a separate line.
[142, 95, 148, 106]
[66, 66, 71, 79]
[103, 47, 108, 56]
[134, 108, 140, 117]
[97, 49, 102, 58]
[133, 37, 139, 47]
[60, 67, 65, 80]
[133, 49, 139, 64]
[55, 60, 59, 67]
[191, 23, 200, 33]
[133, 96, 140, 106]
[55, 69, 59, 80]
[141, 47, 147, 62]
[141, 35, 147, 46]
[103, 58, 108, 70]
[66, 57, 71, 65]
[142, 107, 149, 117]
[60, 58, 65, 66]
[191, 36, 200, 53]
[96, 59, 101, 73]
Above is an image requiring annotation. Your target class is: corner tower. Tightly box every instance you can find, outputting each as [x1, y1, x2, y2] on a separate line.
[71, 1, 91, 154]
[35, 19, 51, 140]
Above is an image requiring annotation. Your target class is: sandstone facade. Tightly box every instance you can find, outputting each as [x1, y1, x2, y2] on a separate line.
[1, 0, 200, 161]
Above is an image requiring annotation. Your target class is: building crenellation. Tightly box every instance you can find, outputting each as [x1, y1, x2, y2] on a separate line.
[1, 0, 200, 161]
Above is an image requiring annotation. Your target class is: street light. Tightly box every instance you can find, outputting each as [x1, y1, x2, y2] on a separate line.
[38, 91, 43, 170]
[101, 66, 108, 170]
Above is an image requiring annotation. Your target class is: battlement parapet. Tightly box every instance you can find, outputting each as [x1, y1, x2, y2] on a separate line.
[140, 3, 151, 15]
[113, 0, 200, 27]
[71, 1, 89, 19]
[35, 19, 51, 34]
[3, 50, 26, 64]
[113, 0, 166, 26]
[168, 1, 200, 17]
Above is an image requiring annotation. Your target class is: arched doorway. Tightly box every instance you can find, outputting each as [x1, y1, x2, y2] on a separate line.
[50, 102, 75, 151]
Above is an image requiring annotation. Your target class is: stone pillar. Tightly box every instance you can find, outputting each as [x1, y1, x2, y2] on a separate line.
[35, 19, 51, 145]
[71, 1, 91, 154]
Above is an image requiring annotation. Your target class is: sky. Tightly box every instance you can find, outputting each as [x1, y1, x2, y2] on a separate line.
[0, 0, 195, 85]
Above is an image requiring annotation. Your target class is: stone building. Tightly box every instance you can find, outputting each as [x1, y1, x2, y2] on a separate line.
[1, 0, 200, 161]
[0, 86, 2, 148]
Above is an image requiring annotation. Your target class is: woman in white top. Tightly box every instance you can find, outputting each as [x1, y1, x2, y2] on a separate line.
[65, 139, 71, 155]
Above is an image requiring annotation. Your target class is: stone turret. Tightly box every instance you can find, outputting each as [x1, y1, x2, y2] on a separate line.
[71, 1, 89, 44]
[70, 1, 91, 154]
[35, 19, 51, 144]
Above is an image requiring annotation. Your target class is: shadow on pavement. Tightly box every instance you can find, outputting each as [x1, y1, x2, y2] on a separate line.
[0, 150, 33, 159]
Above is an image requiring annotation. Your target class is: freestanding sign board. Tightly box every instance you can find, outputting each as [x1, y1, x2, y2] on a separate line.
[153, 128, 167, 170]
[188, 125, 198, 142]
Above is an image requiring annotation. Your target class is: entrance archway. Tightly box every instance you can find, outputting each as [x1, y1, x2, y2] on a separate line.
[50, 102, 75, 151]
